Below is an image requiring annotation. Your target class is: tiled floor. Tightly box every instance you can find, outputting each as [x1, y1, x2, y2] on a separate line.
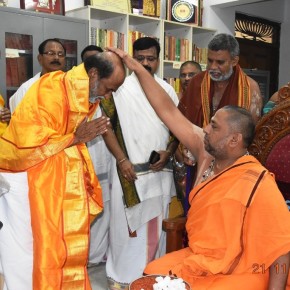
[88, 262, 108, 290]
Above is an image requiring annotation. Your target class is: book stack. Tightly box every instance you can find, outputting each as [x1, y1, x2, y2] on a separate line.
[164, 35, 190, 62]
[91, 27, 125, 51]
[192, 43, 208, 65]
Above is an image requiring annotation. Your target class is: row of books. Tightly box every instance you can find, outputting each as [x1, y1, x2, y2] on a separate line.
[192, 45, 208, 64]
[91, 27, 125, 50]
[164, 77, 181, 94]
[164, 36, 190, 62]
[164, 35, 208, 64]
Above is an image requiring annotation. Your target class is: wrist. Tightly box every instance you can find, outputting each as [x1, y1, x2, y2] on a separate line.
[117, 157, 127, 166]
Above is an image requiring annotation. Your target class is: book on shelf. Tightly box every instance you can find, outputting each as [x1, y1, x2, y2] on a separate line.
[143, 0, 160, 18]
[90, 27, 125, 51]
[167, 0, 199, 25]
[164, 35, 189, 62]
[164, 77, 181, 94]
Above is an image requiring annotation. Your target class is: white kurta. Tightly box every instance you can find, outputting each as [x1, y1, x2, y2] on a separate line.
[0, 173, 33, 290]
[87, 106, 112, 265]
[106, 73, 179, 286]
[9, 73, 41, 112]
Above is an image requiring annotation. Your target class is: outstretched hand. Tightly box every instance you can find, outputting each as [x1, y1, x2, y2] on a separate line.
[71, 116, 110, 146]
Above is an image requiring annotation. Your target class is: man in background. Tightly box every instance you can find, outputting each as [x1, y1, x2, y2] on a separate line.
[9, 38, 66, 112]
[81, 44, 103, 62]
[103, 37, 179, 289]
[178, 60, 202, 100]
[178, 33, 262, 200]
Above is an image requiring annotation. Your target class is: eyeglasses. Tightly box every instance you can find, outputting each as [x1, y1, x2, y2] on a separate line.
[134, 55, 158, 62]
[179, 72, 196, 79]
[42, 51, 66, 58]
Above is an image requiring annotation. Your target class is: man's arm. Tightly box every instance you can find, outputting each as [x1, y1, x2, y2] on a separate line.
[102, 125, 137, 182]
[248, 76, 263, 123]
[268, 252, 290, 290]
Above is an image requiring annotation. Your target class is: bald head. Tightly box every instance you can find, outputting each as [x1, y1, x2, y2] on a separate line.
[222, 105, 255, 147]
[85, 51, 126, 101]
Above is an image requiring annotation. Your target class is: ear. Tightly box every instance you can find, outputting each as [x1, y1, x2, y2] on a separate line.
[228, 133, 242, 148]
[37, 54, 42, 64]
[232, 56, 239, 67]
[88, 67, 98, 78]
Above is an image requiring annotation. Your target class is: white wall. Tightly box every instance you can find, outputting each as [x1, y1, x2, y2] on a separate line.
[202, 0, 288, 87]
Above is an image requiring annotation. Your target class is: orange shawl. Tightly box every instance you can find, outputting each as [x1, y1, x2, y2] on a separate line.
[178, 64, 251, 127]
[0, 64, 102, 290]
[145, 156, 290, 289]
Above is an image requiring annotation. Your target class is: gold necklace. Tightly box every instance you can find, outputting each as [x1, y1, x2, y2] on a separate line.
[201, 151, 250, 183]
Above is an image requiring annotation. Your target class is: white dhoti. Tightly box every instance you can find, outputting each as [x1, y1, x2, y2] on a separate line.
[0, 172, 33, 290]
[106, 73, 179, 286]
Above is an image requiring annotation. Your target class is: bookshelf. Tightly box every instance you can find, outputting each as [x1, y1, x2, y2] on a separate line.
[66, 5, 216, 83]
[0, 6, 88, 104]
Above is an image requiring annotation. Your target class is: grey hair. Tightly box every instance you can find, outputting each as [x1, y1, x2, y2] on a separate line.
[208, 33, 240, 58]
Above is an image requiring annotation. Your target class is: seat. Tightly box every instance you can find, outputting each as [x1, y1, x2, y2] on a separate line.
[163, 84, 290, 254]
[249, 83, 290, 207]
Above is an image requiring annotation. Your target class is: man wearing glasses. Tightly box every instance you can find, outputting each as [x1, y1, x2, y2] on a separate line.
[102, 37, 179, 289]
[178, 60, 202, 100]
[9, 38, 66, 112]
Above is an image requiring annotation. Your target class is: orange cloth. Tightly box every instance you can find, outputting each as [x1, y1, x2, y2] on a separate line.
[145, 155, 290, 290]
[0, 95, 7, 136]
[0, 64, 103, 290]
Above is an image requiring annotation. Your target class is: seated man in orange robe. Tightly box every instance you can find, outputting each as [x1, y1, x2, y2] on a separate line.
[0, 52, 126, 290]
[110, 47, 290, 290]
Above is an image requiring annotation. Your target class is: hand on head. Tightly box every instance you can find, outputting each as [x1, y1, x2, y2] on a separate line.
[106, 47, 145, 73]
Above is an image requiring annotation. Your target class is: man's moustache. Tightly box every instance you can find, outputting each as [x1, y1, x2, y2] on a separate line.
[50, 61, 61, 65]
[143, 65, 151, 72]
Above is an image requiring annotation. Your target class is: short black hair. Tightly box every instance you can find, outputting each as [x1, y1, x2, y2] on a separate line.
[133, 37, 160, 58]
[81, 45, 103, 61]
[180, 60, 202, 72]
[84, 53, 114, 79]
[38, 38, 66, 55]
[223, 105, 255, 147]
[208, 33, 240, 58]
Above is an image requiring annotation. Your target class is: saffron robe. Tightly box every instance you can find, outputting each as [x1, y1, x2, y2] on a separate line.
[0, 64, 103, 290]
[145, 155, 290, 290]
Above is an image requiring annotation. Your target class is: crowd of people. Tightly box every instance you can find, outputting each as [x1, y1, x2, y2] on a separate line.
[0, 33, 289, 290]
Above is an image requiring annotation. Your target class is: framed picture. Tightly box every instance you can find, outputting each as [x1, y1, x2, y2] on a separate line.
[167, 0, 199, 25]
[20, 0, 65, 16]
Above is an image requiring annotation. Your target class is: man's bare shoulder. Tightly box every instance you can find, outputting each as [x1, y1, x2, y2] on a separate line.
[245, 75, 263, 122]
[246, 75, 261, 94]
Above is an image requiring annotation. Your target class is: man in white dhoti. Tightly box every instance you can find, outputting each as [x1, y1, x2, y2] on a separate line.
[103, 37, 179, 289]
[0, 173, 33, 290]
